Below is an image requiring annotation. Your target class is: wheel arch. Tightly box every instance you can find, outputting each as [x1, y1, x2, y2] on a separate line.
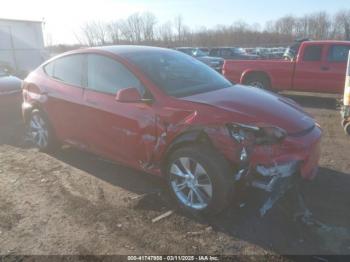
[241, 70, 272, 87]
[23, 102, 44, 124]
[161, 129, 215, 172]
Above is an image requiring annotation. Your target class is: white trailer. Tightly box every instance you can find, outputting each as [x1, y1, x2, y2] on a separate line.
[0, 18, 48, 78]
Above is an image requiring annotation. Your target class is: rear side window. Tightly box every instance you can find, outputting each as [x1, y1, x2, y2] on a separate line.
[303, 45, 323, 61]
[44, 55, 85, 87]
[87, 54, 144, 95]
[328, 45, 350, 62]
[44, 62, 54, 77]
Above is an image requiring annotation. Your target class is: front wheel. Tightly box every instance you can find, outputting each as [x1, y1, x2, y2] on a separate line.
[166, 145, 233, 215]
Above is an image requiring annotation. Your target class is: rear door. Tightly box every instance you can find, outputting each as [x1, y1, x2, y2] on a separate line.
[323, 44, 350, 93]
[293, 44, 329, 92]
[82, 53, 157, 167]
[43, 54, 86, 146]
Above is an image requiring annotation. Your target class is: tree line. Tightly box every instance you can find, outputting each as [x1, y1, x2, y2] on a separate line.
[75, 10, 350, 48]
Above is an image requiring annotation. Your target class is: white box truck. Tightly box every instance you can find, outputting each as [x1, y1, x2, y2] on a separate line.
[0, 18, 48, 78]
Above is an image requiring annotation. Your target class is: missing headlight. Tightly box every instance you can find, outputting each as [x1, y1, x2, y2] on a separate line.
[228, 123, 286, 145]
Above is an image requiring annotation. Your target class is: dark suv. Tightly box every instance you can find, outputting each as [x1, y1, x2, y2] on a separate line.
[209, 47, 259, 60]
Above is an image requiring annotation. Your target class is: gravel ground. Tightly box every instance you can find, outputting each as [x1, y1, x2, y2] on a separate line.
[0, 92, 349, 258]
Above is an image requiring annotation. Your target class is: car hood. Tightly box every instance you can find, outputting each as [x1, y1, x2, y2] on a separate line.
[181, 85, 315, 134]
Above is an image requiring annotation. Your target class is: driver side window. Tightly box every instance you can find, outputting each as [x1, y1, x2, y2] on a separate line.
[87, 54, 145, 96]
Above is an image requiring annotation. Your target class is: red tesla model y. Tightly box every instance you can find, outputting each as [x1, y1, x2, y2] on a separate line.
[22, 46, 322, 214]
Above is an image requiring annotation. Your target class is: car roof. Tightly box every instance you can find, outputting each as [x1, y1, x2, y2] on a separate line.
[211, 47, 240, 49]
[90, 45, 176, 56]
[176, 47, 194, 49]
[302, 40, 350, 45]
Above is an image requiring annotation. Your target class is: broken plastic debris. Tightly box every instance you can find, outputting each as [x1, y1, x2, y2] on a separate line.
[152, 210, 174, 223]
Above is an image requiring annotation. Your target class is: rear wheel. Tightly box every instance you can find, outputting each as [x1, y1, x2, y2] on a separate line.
[27, 109, 57, 152]
[166, 145, 233, 215]
[341, 119, 348, 127]
[245, 75, 270, 90]
[344, 122, 350, 136]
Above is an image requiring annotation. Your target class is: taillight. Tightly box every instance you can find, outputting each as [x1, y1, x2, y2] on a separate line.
[345, 82, 350, 106]
[345, 52, 350, 106]
[22, 81, 41, 101]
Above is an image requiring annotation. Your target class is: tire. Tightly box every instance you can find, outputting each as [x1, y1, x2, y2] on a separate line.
[245, 75, 270, 90]
[341, 119, 348, 127]
[26, 109, 57, 152]
[166, 145, 234, 215]
[344, 122, 350, 136]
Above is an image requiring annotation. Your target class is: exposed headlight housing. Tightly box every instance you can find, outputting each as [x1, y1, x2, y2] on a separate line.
[228, 123, 287, 145]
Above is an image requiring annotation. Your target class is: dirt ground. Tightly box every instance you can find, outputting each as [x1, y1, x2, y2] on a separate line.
[0, 92, 350, 257]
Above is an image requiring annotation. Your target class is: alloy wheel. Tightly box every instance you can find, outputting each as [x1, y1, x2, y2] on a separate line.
[29, 114, 49, 149]
[248, 81, 265, 89]
[169, 157, 213, 210]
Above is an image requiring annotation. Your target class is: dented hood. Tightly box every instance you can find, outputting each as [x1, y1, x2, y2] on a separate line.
[181, 85, 315, 134]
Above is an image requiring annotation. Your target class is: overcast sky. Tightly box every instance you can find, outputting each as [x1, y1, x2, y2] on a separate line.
[1, 0, 348, 44]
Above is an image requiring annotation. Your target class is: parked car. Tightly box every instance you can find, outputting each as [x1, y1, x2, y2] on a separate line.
[209, 47, 259, 60]
[223, 40, 350, 93]
[22, 46, 322, 215]
[175, 47, 224, 72]
[342, 51, 350, 135]
[0, 64, 22, 119]
[196, 47, 210, 56]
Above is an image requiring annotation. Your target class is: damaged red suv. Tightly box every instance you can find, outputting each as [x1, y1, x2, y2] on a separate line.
[22, 46, 322, 215]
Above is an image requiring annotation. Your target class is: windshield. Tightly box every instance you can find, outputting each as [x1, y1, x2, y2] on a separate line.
[125, 50, 231, 97]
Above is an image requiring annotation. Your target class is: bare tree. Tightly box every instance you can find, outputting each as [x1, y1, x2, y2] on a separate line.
[157, 21, 173, 46]
[107, 21, 121, 44]
[335, 10, 350, 40]
[140, 12, 157, 43]
[174, 15, 184, 43]
[75, 9, 350, 49]
[80, 21, 108, 46]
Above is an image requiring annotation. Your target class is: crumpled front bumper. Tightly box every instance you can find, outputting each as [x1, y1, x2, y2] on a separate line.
[250, 161, 300, 216]
[237, 125, 322, 216]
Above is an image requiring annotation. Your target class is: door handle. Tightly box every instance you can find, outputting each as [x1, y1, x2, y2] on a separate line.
[321, 66, 330, 71]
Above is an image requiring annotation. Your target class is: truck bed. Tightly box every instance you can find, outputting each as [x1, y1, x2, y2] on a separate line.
[223, 59, 295, 91]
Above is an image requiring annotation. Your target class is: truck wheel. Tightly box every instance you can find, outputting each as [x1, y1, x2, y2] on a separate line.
[345, 122, 350, 136]
[166, 145, 233, 215]
[245, 75, 270, 90]
[26, 109, 57, 152]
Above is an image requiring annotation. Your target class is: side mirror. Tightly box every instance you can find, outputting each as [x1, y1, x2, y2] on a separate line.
[115, 87, 142, 103]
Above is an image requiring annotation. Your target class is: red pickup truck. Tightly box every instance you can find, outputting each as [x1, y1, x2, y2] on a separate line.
[223, 40, 350, 94]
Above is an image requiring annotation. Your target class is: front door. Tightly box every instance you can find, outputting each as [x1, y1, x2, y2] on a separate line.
[82, 53, 157, 167]
[323, 44, 350, 94]
[293, 44, 330, 92]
